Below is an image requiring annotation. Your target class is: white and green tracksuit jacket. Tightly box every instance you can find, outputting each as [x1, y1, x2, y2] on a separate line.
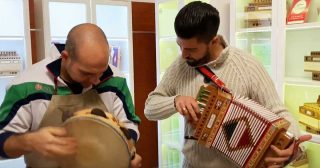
[0, 57, 140, 158]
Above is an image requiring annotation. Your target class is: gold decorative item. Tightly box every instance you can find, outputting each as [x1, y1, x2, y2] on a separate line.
[299, 96, 320, 134]
[243, 0, 272, 28]
[304, 51, 320, 81]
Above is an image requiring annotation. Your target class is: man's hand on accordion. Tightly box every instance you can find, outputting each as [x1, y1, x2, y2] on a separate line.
[174, 95, 201, 123]
[264, 134, 312, 168]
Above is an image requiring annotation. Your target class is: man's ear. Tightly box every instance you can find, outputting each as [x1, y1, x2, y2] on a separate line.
[61, 50, 69, 60]
[211, 36, 219, 45]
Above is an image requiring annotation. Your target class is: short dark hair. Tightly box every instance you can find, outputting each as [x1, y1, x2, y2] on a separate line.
[174, 1, 220, 43]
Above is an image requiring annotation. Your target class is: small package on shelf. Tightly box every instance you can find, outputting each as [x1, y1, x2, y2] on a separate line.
[109, 46, 121, 68]
[0, 51, 22, 76]
[299, 95, 320, 135]
[304, 51, 320, 80]
[287, 0, 312, 24]
[251, 0, 272, 6]
[243, 0, 272, 28]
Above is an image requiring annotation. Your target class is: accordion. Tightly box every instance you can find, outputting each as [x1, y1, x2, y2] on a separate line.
[194, 84, 294, 168]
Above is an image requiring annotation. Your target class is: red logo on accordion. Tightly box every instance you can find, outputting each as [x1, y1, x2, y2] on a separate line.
[223, 117, 254, 151]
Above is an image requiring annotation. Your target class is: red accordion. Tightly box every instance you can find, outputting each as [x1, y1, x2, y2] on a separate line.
[194, 84, 294, 168]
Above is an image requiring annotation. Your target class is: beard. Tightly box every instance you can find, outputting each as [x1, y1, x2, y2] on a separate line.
[186, 49, 211, 67]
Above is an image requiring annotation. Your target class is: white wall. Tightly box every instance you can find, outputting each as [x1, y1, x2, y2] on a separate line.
[210, 0, 231, 42]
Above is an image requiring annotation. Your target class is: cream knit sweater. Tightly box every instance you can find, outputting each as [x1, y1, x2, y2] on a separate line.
[144, 46, 300, 168]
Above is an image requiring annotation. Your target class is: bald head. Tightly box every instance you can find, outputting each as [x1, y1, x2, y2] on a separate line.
[60, 23, 110, 87]
[65, 23, 109, 59]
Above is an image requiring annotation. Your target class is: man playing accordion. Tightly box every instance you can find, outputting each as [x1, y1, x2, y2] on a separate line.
[145, 1, 311, 168]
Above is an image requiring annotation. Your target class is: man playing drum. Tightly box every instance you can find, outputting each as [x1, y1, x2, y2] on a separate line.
[0, 23, 142, 168]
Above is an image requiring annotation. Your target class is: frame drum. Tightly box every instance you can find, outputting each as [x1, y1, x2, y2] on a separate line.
[59, 108, 135, 168]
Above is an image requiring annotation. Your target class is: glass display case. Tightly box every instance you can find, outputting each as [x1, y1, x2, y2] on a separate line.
[36, 0, 134, 94]
[284, 0, 320, 167]
[156, 0, 208, 167]
[230, 0, 276, 83]
[0, 0, 32, 103]
[0, 0, 31, 166]
[156, 1, 182, 167]
[93, 0, 134, 94]
[231, 0, 320, 167]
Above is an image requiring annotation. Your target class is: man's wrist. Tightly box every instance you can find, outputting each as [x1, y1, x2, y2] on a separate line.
[174, 95, 180, 110]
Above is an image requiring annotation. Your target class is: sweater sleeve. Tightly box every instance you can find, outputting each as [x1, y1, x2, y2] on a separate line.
[0, 84, 34, 158]
[144, 60, 180, 121]
[113, 79, 140, 141]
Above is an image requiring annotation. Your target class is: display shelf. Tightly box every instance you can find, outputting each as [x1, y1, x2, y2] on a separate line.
[285, 77, 320, 87]
[286, 22, 320, 31]
[231, 1, 320, 167]
[162, 141, 183, 150]
[230, 0, 278, 86]
[156, 0, 182, 167]
[159, 36, 176, 40]
[0, 0, 31, 166]
[0, 76, 15, 79]
[161, 143, 181, 168]
[236, 26, 272, 33]
[304, 140, 320, 168]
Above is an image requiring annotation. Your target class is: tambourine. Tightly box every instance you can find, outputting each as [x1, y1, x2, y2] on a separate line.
[59, 108, 136, 168]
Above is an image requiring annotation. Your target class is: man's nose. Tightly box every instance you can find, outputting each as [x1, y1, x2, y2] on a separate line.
[181, 50, 189, 59]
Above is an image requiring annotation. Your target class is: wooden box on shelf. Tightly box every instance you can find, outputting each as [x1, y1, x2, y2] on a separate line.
[243, 1, 272, 28]
[304, 51, 320, 81]
[299, 95, 320, 135]
[252, 0, 272, 5]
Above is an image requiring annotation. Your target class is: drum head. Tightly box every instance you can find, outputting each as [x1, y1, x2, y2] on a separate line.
[60, 116, 131, 168]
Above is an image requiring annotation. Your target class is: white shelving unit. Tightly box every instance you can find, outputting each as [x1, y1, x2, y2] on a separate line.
[0, 0, 32, 103]
[236, 27, 272, 33]
[0, 0, 31, 167]
[0, 0, 32, 97]
[285, 77, 320, 86]
[34, 0, 135, 94]
[155, 1, 183, 166]
[230, 0, 320, 167]
[286, 22, 320, 30]
[230, 0, 281, 93]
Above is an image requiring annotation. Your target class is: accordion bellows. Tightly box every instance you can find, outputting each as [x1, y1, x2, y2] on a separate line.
[194, 85, 294, 168]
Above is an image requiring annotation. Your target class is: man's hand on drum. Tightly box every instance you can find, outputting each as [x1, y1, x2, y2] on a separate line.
[26, 126, 77, 159]
[264, 134, 312, 168]
[130, 153, 142, 168]
[174, 95, 200, 123]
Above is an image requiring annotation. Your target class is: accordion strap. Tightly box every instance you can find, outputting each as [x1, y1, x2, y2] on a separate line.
[196, 66, 230, 93]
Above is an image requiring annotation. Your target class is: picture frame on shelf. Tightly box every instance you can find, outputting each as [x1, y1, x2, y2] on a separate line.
[109, 45, 121, 68]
